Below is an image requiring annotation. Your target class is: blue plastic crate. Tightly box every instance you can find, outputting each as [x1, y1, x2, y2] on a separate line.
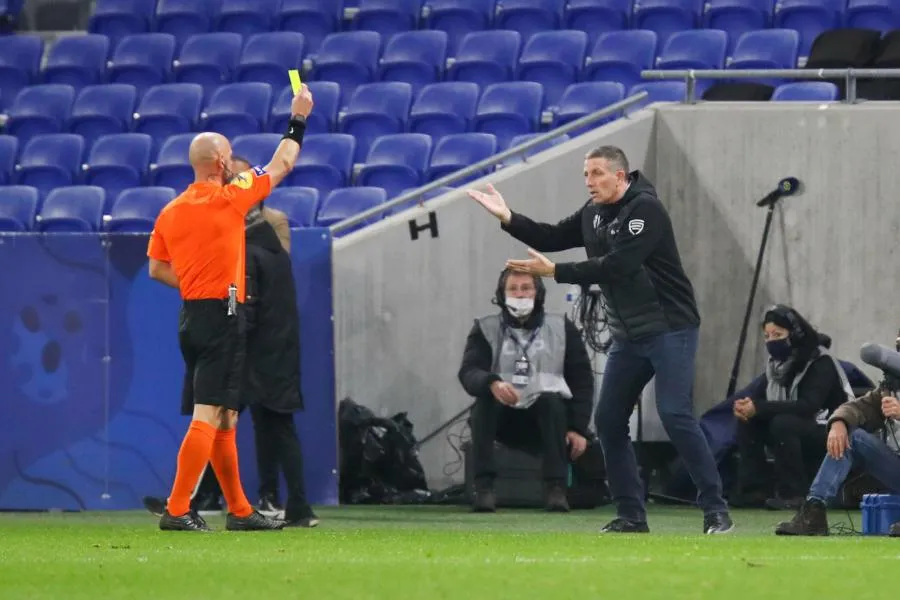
[860, 494, 900, 535]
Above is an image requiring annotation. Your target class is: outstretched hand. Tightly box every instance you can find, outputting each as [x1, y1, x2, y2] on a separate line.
[467, 183, 512, 224]
[506, 248, 555, 278]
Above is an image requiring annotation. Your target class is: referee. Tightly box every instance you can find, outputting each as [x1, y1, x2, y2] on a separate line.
[146, 85, 314, 532]
[468, 145, 734, 535]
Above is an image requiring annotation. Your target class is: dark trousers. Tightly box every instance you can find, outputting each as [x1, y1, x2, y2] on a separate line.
[737, 414, 826, 498]
[596, 327, 726, 521]
[471, 392, 569, 484]
[249, 404, 311, 520]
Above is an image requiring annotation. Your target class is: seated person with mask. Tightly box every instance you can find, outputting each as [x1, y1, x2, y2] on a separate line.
[733, 305, 853, 510]
[458, 268, 595, 513]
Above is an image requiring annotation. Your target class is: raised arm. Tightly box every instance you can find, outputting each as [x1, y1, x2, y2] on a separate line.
[467, 183, 585, 252]
[264, 84, 314, 188]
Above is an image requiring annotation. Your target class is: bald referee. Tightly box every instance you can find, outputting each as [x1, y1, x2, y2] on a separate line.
[147, 85, 314, 532]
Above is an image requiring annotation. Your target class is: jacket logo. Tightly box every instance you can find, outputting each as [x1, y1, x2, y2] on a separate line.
[592, 213, 601, 231]
[628, 219, 644, 235]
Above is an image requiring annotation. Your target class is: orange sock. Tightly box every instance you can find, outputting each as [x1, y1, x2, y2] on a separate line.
[210, 427, 253, 518]
[167, 420, 217, 517]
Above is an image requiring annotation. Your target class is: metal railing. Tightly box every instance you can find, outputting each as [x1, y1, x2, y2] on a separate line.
[641, 67, 900, 104]
[328, 90, 650, 234]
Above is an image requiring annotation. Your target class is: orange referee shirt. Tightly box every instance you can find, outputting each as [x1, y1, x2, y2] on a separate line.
[147, 166, 272, 302]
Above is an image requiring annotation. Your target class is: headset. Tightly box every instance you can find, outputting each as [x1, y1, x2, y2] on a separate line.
[765, 303, 808, 346]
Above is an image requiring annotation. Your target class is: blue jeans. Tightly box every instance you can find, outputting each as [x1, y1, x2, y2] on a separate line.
[809, 429, 900, 502]
[595, 327, 727, 521]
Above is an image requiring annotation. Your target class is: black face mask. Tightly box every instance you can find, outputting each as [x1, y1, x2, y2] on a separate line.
[766, 339, 792, 361]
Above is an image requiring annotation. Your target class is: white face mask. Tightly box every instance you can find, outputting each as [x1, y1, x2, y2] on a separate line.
[505, 297, 534, 319]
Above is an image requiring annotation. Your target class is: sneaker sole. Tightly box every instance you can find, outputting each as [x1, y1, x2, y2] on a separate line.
[706, 524, 735, 535]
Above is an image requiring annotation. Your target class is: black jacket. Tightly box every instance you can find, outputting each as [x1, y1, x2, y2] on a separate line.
[457, 314, 595, 436]
[244, 220, 303, 413]
[502, 171, 700, 341]
[750, 354, 845, 420]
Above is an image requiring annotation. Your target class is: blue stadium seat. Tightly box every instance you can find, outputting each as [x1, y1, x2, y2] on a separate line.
[357, 133, 433, 198]
[155, 0, 221, 50]
[633, 0, 700, 49]
[133, 83, 204, 153]
[69, 84, 137, 149]
[494, 0, 564, 45]
[473, 82, 543, 150]
[201, 82, 273, 139]
[354, 0, 422, 39]
[42, 35, 110, 90]
[151, 132, 194, 190]
[5, 84, 76, 148]
[771, 81, 839, 101]
[265, 187, 321, 228]
[0, 135, 17, 185]
[626, 81, 687, 112]
[378, 30, 448, 95]
[231, 133, 282, 168]
[773, 0, 844, 57]
[235, 32, 307, 91]
[846, 0, 900, 31]
[501, 133, 570, 166]
[88, 0, 156, 48]
[287, 133, 356, 195]
[424, 0, 495, 55]
[339, 82, 413, 163]
[517, 30, 589, 108]
[15, 134, 85, 198]
[729, 29, 799, 84]
[0, 35, 43, 111]
[216, 0, 280, 36]
[316, 187, 387, 235]
[107, 187, 176, 232]
[107, 33, 177, 95]
[173, 33, 244, 103]
[703, 0, 774, 56]
[388, 185, 455, 215]
[270, 81, 341, 134]
[564, 0, 632, 47]
[427, 132, 497, 183]
[446, 30, 521, 88]
[276, 0, 342, 56]
[84, 133, 153, 211]
[37, 186, 105, 233]
[583, 30, 658, 90]
[0, 185, 38, 232]
[656, 29, 728, 70]
[309, 32, 382, 107]
[408, 81, 480, 142]
[552, 81, 625, 134]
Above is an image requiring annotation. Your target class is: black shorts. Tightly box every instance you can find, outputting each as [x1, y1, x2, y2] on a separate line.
[179, 299, 247, 415]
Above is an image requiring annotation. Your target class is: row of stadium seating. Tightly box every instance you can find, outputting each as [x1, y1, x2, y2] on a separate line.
[80, 0, 900, 58]
[0, 183, 454, 234]
[0, 27, 817, 110]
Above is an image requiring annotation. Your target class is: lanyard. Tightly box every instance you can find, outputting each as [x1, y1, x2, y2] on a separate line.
[504, 326, 541, 360]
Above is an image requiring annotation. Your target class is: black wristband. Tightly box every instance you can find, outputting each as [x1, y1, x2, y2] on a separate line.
[283, 116, 306, 146]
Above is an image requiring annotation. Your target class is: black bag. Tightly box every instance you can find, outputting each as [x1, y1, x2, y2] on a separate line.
[338, 397, 429, 504]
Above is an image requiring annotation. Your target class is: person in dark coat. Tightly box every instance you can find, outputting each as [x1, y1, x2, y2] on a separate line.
[733, 304, 854, 510]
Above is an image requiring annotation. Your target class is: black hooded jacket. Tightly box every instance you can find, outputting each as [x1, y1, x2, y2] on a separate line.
[501, 171, 700, 342]
[243, 219, 303, 412]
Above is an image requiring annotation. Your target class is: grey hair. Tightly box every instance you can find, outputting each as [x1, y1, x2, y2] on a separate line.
[586, 145, 629, 174]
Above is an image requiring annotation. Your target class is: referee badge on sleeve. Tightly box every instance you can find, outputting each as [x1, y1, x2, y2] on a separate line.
[233, 171, 253, 190]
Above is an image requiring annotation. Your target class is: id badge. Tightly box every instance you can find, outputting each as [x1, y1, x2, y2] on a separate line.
[511, 357, 531, 387]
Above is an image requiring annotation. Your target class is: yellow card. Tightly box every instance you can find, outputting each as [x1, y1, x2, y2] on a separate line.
[288, 69, 302, 94]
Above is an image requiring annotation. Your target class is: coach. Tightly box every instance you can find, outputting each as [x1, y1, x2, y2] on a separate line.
[467, 145, 734, 535]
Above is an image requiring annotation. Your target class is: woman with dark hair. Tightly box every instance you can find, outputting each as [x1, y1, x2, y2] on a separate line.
[733, 305, 854, 510]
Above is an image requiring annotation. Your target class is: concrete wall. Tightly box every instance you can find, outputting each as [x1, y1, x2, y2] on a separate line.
[332, 111, 657, 491]
[654, 102, 900, 412]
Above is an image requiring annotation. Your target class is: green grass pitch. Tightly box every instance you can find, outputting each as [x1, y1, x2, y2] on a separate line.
[0, 505, 895, 599]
